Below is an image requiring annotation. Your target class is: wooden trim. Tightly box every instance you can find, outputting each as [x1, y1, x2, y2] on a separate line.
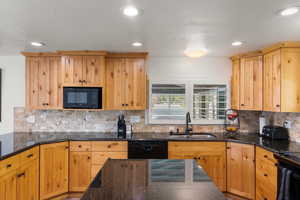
[21, 52, 60, 57]
[106, 52, 148, 58]
[57, 51, 107, 56]
[230, 50, 262, 60]
[262, 41, 300, 54]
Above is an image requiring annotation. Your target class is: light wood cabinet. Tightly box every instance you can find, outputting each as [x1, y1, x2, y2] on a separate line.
[40, 142, 69, 200]
[61, 55, 105, 87]
[231, 58, 240, 110]
[106, 55, 147, 110]
[263, 46, 300, 112]
[25, 56, 62, 110]
[168, 142, 226, 191]
[256, 147, 277, 200]
[227, 142, 255, 199]
[0, 170, 17, 200]
[240, 56, 263, 110]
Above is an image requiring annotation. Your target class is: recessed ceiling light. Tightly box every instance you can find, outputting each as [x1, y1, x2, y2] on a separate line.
[280, 7, 299, 16]
[123, 6, 139, 17]
[184, 50, 207, 58]
[132, 42, 143, 47]
[30, 42, 45, 47]
[232, 41, 243, 46]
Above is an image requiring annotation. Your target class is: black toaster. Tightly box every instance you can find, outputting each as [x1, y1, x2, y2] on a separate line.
[262, 125, 289, 140]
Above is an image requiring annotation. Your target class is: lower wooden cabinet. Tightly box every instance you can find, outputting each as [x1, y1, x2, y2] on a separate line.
[69, 152, 92, 192]
[0, 170, 17, 200]
[256, 147, 278, 200]
[168, 142, 226, 191]
[227, 142, 255, 199]
[40, 142, 69, 200]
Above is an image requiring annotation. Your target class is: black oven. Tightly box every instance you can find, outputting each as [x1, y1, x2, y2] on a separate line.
[63, 87, 102, 109]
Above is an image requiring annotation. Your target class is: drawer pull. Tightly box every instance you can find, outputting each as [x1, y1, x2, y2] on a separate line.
[78, 145, 82, 148]
[264, 173, 268, 177]
[87, 156, 91, 160]
[27, 154, 33, 158]
[264, 155, 268, 158]
[65, 146, 69, 149]
[6, 164, 12, 168]
[17, 172, 25, 178]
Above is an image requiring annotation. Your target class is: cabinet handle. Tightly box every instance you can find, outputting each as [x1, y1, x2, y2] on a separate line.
[276, 105, 280, 107]
[125, 104, 128, 106]
[87, 156, 91, 160]
[241, 104, 244, 106]
[6, 164, 12, 168]
[264, 173, 268, 177]
[27, 154, 33, 158]
[78, 145, 82, 148]
[264, 155, 268, 158]
[65, 146, 69, 149]
[17, 172, 25, 178]
[122, 104, 125, 106]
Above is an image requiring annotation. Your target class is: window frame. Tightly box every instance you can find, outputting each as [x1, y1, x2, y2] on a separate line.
[148, 80, 230, 125]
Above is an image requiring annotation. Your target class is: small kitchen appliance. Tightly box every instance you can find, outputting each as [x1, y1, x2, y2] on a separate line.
[262, 125, 289, 140]
[224, 109, 240, 137]
[117, 115, 126, 139]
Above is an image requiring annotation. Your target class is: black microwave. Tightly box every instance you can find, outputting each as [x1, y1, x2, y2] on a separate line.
[63, 87, 102, 109]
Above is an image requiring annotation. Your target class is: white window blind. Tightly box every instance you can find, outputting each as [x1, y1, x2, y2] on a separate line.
[150, 84, 185, 121]
[193, 85, 227, 121]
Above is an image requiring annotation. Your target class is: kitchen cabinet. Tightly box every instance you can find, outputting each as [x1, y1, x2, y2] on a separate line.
[61, 54, 106, 87]
[231, 58, 240, 110]
[256, 147, 277, 200]
[0, 170, 17, 200]
[263, 45, 300, 112]
[239, 55, 263, 110]
[106, 54, 147, 110]
[168, 142, 226, 191]
[25, 55, 62, 110]
[227, 142, 255, 199]
[40, 142, 69, 200]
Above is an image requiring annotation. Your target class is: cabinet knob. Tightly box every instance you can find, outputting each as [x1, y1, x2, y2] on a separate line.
[241, 104, 244, 106]
[276, 104, 280, 107]
[17, 172, 25, 178]
[6, 164, 12, 168]
[122, 104, 125, 106]
[65, 146, 69, 149]
[125, 104, 128, 106]
[264, 173, 268, 177]
[78, 145, 82, 148]
[27, 154, 33, 158]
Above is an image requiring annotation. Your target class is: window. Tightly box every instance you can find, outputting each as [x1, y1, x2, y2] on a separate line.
[149, 82, 228, 124]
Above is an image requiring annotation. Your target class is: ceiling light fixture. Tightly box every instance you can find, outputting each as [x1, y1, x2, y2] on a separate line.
[30, 42, 45, 47]
[184, 50, 207, 58]
[232, 41, 243, 46]
[132, 42, 143, 47]
[280, 7, 299, 16]
[123, 6, 139, 17]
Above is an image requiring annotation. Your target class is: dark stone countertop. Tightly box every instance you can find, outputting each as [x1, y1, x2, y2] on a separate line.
[1, 132, 300, 163]
[81, 159, 226, 200]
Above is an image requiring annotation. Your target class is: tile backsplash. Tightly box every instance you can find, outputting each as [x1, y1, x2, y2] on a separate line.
[14, 107, 260, 134]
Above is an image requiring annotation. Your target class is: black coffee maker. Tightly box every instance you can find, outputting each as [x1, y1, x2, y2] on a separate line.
[117, 114, 126, 139]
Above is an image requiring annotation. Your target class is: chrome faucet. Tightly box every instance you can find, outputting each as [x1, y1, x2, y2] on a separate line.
[185, 112, 193, 135]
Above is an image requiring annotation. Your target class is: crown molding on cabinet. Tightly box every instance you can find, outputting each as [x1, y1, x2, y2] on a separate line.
[262, 41, 300, 54]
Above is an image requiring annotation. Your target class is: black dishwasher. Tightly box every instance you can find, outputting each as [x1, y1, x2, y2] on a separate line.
[128, 141, 168, 159]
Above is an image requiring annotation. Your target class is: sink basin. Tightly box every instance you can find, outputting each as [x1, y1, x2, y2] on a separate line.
[169, 133, 217, 140]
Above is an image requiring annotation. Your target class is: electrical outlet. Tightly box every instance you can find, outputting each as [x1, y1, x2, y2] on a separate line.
[283, 120, 292, 129]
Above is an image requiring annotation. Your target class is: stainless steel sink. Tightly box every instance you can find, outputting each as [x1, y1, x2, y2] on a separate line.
[169, 133, 217, 140]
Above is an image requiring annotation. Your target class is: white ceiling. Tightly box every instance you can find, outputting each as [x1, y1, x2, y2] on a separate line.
[0, 0, 300, 57]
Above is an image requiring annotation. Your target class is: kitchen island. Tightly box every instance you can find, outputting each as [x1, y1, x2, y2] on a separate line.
[81, 159, 226, 200]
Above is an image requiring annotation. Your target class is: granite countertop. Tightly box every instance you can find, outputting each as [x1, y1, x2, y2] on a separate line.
[1, 131, 300, 162]
[81, 159, 226, 200]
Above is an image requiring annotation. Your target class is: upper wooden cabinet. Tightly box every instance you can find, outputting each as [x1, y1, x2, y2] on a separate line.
[106, 54, 147, 110]
[25, 55, 62, 110]
[61, 55, 105, 87]
[240, 55, 263, 110]
[231, 58, 240, 110]
[263, 46, 300, 112]
[227, 142, 255, 199]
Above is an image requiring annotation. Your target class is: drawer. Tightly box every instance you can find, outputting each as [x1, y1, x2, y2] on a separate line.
[256, 147, 277, 164]
[0, 154, 20, 176]
[19, 146, 39, 165]
[70, 141, 92, 151]
[168, 142, 225, 154]
[91, 141, 128, 152]
[92, 152, 127, 165]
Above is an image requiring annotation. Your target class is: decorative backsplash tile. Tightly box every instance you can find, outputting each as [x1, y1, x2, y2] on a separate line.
[14, 107, 260, 134]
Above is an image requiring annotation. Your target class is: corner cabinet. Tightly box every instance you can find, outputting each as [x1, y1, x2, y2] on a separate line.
[25, 54, 62, 110]
[227, 142, 255, 199]
[40, 142, 69, 200]
[105, 54, 147, 110]
[263, 47, 300, 112]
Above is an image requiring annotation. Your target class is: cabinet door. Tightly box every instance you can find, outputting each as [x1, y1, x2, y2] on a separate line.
[105, 58, 125, 109]
[40, 142, 69, 200]
[240, 56, 263, 110]
[124, 58, 147, 110]
[227, 143, 255, 199]
[26, 57, 40, 109]
[16, 159, 39, 200]
[83, 56, 105, 86]
[231, 59, 240, 110]
[263, 50, 281, 112]
[61, 56, 84, 86]
[69, 152, 92, 192]
[0, 170, 17, 200]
